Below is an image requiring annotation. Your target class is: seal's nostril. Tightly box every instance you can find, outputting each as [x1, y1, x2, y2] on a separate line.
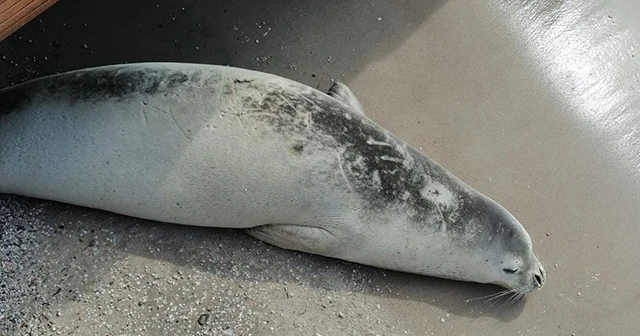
[534, 274, 542, 286]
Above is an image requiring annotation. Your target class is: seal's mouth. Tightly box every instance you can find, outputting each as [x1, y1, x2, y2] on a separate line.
[491, 277, 544, 296]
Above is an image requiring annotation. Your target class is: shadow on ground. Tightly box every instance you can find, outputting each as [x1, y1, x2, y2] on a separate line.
[1, 0, 444, 90]
[3, 195, 525, 323]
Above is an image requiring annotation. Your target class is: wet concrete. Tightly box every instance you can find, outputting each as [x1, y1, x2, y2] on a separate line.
[1, 0, 638, 335]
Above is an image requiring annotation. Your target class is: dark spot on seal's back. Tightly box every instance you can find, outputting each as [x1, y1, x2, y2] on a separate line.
[309, 104, 446, 221]
[233, 79, 253, 84]
[37, 67, 194, 103]
[1, 66, 202, 118]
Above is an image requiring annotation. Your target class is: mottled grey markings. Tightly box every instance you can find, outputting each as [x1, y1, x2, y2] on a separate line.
[235, 84, 483, 233]
[44, 68, 193, 102]
[1, 68, 203, 115]
[309, 101, 443, 223]
[309, 100, 503, 237]
[238, 87, 316, 137]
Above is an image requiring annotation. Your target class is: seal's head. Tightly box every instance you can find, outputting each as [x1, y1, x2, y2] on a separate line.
[466, 197, 546, 295]
[486, 244, 546, 294]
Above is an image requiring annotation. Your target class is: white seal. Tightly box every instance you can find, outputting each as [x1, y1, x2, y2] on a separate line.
[0, 63, 545, 295]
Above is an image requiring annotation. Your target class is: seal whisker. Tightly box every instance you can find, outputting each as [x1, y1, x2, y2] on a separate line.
[488, 288, 518, 300]
[482, 289, 521, 310]
[498, 295, 514, 308]
[466, 288, 513, 302]
[487, 293, 509, 310]
[503, 291, 525, 306]
[505, 293, 520, 306]
[517, 292, 527, 304]
[486, 290, 517, 303]
[516, 292, 526, 304]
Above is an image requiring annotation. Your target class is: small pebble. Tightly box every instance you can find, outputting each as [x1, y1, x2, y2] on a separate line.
[197, 313, 209, 326]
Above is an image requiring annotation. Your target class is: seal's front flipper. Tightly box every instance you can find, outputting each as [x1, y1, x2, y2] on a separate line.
[327, 82, 365, 115]
[245, 224, 341, 257]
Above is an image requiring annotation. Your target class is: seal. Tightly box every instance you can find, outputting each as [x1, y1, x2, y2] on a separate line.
[0, 62, 545, 295]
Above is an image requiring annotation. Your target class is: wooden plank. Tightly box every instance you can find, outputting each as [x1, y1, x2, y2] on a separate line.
[0, 0, 59, 42]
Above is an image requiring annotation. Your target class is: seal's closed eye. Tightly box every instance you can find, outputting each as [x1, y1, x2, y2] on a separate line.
[503, 268, 518, 274]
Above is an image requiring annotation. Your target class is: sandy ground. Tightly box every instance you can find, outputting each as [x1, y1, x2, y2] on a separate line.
[1, 1, 639, 335]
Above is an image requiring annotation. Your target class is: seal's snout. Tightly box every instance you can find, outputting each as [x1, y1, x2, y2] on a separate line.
[533, 266, 546, 288]
[533, 273, 542, 287]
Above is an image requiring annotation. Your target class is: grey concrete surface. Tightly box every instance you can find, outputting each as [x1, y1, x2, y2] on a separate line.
[1, 0, 638, 335]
